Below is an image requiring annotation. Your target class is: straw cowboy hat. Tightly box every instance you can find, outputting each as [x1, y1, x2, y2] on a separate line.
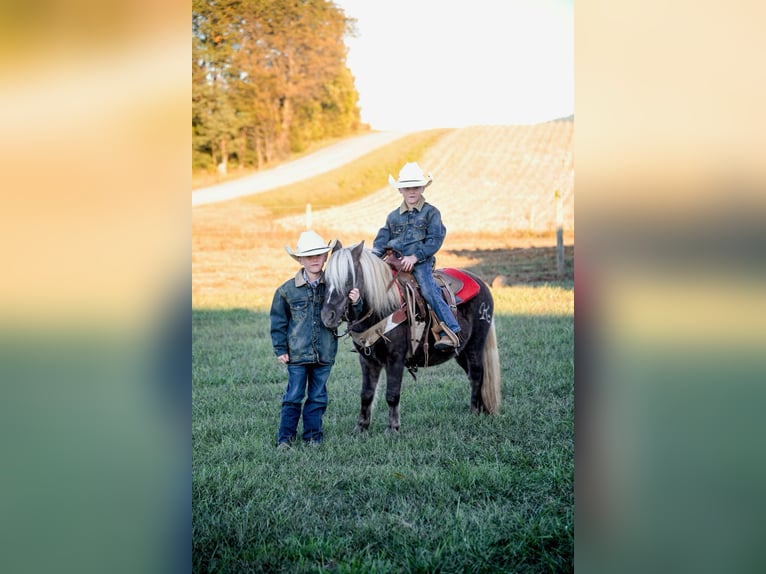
[285, 230, 338, 262]
[388, 162, 433, 190]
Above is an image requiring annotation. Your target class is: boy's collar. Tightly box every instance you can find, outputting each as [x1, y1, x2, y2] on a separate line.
[295, 269, 323, 286]
[398, 196, 425, 214]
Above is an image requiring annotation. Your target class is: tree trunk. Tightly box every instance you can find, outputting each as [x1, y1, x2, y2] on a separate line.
[217, 137, 228, 175]
[255, 137, 264, 169]
[237, 136, 246, 170]
[275, 96, 292, 157]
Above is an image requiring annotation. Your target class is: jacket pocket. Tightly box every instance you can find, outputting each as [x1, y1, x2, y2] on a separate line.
[411, 220, 427, 242]
[289, 300, 308, 321]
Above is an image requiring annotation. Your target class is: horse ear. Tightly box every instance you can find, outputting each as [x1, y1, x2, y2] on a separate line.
[350, 240, 365, 260]
[331, 239, 342, 254]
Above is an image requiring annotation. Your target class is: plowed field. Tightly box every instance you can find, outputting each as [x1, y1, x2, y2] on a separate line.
[277, 122, 573, 235]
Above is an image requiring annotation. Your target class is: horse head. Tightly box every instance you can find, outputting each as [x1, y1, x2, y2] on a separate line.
[321, 240, 365, 330]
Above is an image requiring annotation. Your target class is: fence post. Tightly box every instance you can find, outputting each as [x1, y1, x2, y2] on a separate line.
[555, 190, 564, 278]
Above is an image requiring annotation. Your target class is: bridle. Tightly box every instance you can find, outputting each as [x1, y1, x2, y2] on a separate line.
[328, 255, 400, 342]
[332, 298, 373, 339]
[330, 280, 373, 339]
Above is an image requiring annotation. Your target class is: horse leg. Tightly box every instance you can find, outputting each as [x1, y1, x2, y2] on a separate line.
[384, 359, 406, 434]
[456, 347, 485, 414]
[355, 358, 382, 432]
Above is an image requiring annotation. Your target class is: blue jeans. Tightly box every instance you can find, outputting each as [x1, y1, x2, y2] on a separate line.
[277, 363, 331, 444]
[412, 264, 461, 334]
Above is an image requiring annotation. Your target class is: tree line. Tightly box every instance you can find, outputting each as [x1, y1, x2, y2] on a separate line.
[192, 0, 363, 174]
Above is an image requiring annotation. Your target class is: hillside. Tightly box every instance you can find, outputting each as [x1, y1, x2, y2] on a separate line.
[275, 121, 573, 236]
[193, 121, 574, 308]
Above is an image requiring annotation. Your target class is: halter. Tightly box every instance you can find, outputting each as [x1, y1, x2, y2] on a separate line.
[328, 269, 374, 340]
[333, 305, 373, 340]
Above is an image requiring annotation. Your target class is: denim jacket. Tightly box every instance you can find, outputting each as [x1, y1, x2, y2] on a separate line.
[372, 198, 446, 267]
[270, 270, 338, 365]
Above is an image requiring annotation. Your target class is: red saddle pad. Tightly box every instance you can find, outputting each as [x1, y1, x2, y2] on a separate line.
[441, 268, 481, 303]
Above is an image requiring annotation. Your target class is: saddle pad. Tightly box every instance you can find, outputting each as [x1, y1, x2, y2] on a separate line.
[440, 268, 480, 303]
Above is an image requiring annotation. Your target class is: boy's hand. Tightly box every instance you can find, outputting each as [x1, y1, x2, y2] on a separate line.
[349, 288, 360, 303]
[277, 354, 289, 364]
[400, 254, 417, 272]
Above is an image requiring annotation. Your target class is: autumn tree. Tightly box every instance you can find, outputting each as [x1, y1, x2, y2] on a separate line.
[192, 0, 361, 173]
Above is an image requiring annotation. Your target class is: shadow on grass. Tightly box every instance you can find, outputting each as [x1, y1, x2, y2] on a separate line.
[445, 244, 574, 286]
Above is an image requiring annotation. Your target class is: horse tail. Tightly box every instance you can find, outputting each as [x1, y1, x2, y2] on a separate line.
[481, 318, 502, 414]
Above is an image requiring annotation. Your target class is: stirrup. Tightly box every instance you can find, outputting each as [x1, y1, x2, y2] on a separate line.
[433, 324, 460, 350]
[433, 336, 455, 351]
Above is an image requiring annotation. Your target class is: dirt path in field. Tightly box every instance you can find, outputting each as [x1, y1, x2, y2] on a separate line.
[192, 130, 410, 207]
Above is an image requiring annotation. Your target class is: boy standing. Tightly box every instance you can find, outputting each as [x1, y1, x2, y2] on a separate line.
[270, 230, 340, 448]
[372, 162, 461, 350]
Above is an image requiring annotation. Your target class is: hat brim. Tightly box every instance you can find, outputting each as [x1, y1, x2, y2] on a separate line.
[388, 173, 433, 190]
[286, 238, 338, 261]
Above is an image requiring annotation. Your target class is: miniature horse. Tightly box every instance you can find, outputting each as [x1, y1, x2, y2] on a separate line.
[321, 241, 501, 433]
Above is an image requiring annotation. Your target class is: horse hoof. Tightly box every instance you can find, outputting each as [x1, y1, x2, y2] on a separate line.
[384, 427, 400, 437]
[353, 425, 368, 433]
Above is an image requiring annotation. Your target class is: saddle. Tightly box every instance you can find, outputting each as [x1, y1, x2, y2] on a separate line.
[382, 251, 480, 360]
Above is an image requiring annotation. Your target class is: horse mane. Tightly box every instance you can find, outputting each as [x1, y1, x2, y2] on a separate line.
[325, 243, 400, 316]
[357, 248, 401, 315]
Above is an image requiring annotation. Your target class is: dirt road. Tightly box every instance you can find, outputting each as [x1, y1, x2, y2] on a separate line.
[192, 131, 409, 207]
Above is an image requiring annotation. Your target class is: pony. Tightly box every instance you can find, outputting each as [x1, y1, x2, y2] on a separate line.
[321, 241, 501, 433]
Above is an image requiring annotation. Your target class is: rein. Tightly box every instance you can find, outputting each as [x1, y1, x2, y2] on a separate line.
[333, 306, 374, 339]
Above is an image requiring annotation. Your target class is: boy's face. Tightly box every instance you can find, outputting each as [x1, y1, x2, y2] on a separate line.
[300, 253, 327, 277]
[400, 185, 425, 207]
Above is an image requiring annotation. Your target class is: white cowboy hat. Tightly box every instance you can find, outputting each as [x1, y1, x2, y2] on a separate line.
[285, 230, 338, 261]
[388, 162, 433, 190]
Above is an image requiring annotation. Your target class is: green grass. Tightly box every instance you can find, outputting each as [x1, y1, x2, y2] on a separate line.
[193, 285, 573, 573]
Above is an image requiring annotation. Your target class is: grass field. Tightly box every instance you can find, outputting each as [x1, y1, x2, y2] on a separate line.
[193, 282, 573, 573]
[193, 123, 574, 572]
